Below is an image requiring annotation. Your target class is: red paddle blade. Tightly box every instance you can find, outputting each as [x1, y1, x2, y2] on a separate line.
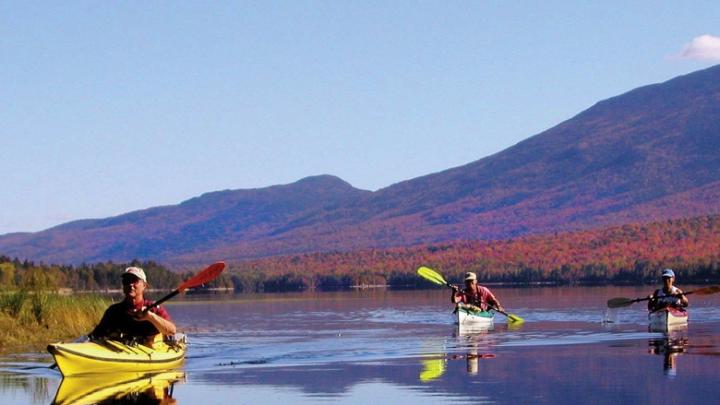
[178, 262, 226, 291]
[692, 285, 720, 295]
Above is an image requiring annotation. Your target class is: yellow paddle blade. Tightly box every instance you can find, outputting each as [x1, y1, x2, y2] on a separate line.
[417, 266, 447, 286]
[506, 313, 524, 323]
[419, 358, 446, 382]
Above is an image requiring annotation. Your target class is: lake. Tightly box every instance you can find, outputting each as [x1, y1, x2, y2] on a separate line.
[1, 286, 719, 404]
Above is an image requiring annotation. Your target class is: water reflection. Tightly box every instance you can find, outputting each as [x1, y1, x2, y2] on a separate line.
[648, 325, 689, 379]
[0, 373, 52, 403]
[419, 357, 446, 382]
[454, 328, 498, 376]
[1, 288, 719, 404]
[52, 371, 184, 405]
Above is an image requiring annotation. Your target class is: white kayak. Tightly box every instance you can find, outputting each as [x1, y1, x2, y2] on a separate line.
[455, 304, 494, 330]
[649, 307, 688, 329]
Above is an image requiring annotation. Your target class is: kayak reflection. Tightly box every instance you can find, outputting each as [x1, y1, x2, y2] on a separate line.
[52, 370, 185, 405]
[454, 327, 497, 376]
[648, 324, 688, 379]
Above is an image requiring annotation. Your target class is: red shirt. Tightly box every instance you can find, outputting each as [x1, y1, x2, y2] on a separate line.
[456, 285, 499, 311]
[90, 299, 171, 340]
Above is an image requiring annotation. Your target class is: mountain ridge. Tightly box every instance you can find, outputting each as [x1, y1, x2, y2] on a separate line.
[2, 65, 720, 265]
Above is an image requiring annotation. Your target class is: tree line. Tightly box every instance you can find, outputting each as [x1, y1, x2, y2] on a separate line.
[0, 258, 184, 292]
[2, 214, 719, 293]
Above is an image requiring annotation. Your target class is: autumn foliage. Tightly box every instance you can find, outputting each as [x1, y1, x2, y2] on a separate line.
[224, 215, 720, 291]
[1, 215, 719, 293]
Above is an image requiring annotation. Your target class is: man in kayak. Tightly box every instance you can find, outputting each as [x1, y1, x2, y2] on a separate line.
[89, 266, 176, 343]
[451, 272, 505, 312]
[647, 269, 689, 312]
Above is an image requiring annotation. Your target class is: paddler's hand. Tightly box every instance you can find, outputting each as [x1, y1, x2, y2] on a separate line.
[131, 306, 152, 321]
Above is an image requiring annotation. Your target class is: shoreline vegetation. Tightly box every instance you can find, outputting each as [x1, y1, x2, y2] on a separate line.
[0, 291, 108, 354]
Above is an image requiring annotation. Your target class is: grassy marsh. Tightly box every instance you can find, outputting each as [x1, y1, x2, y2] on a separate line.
[0, 291, 109, 353]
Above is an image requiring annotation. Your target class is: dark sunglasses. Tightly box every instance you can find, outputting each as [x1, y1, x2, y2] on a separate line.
[121, 276, 142, 286]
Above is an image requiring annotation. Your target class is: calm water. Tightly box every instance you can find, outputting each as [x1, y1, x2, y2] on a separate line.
[1, 286, 719, 404]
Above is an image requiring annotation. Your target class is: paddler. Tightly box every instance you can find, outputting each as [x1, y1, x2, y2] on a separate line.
[89, 266, 176, 343]
[451, 272, 505, 312]
[647, 269, 689, 312]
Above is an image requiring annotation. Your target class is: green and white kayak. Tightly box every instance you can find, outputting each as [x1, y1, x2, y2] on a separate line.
[456, 304, 494, 330]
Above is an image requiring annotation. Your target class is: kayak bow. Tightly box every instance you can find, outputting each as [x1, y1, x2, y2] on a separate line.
[649, 307, 688, 329]
[456, 304, 495, 330]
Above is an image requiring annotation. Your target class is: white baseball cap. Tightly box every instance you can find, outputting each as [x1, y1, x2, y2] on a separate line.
[123, 267, 147, 283]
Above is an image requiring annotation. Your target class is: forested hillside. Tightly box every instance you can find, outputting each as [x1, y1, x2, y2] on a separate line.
[3, 215, 718, 292]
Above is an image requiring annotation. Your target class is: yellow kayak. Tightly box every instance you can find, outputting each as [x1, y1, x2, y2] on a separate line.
[47, 337, 186, 377]
[53, 370, 185, 405]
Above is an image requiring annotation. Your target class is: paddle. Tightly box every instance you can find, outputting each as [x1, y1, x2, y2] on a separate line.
[606, 285, 720, 308]
[417, 266, 524, 323]
[148, 261, 226, 310]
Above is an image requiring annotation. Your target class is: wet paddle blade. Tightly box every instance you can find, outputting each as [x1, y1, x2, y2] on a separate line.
[417, 266, 448, 286]
[178, 262, 226, 291]
[506, 313, 524, 323]
[606, 297, 636, 308]
[493, 307, 524, 323]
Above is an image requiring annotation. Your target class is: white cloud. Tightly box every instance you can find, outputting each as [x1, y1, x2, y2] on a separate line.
[679, 34, 720, 61]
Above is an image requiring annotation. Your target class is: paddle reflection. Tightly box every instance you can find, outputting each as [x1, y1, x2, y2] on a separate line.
[648, 324, 688, 379]
[419, 357, 446, 382]
[52, 371, 184, 405]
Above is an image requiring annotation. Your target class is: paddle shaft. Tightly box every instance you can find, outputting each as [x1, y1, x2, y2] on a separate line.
[149, 290, 180, 310]
[608, 285, 719, 308]
[147, 261, 226, 310]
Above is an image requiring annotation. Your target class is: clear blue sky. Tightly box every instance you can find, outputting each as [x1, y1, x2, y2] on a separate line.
[2, 2, 720, 235]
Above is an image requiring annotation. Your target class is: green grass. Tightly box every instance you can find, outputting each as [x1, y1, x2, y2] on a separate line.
[0, 292, 109, 354]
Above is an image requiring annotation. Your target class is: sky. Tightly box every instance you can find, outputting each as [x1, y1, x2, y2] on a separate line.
[2, 2, 720, 235]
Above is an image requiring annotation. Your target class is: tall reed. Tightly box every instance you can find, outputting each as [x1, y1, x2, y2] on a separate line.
[0, 293, 109, 353]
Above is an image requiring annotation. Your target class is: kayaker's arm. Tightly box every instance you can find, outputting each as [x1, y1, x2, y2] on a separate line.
[451, 285, 463, 304]
[136, 309, 177, 336]
[487, 295, 505, 313]
[676, 290, 689, 307]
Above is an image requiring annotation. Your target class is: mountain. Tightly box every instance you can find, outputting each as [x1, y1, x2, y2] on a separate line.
[2, 65, 720, 266]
